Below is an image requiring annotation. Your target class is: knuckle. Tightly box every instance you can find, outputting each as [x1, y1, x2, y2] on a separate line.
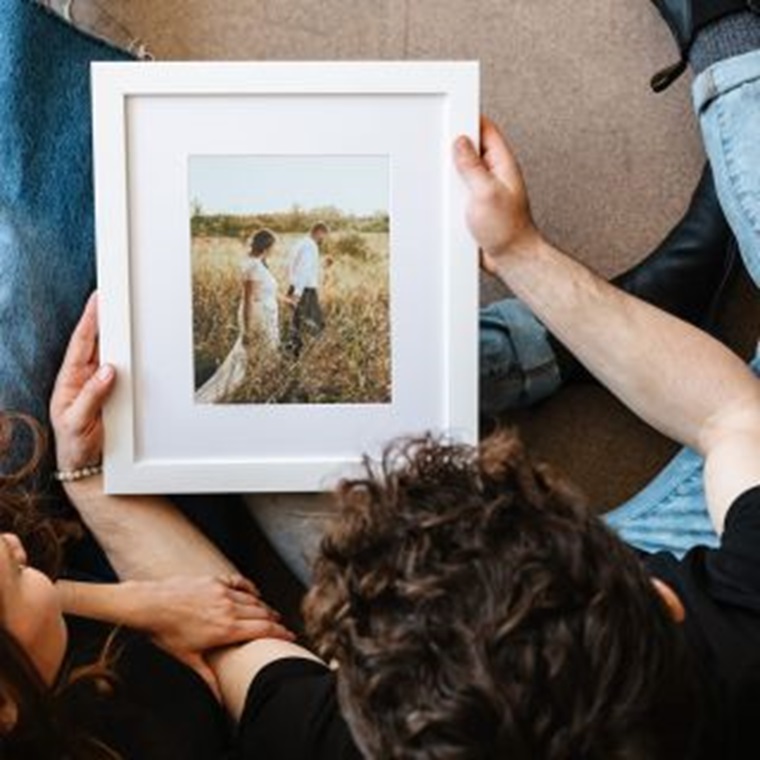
[212, 581, 227, 597]
[252, 622, 269, 638]
[213, 587, 226, 602]
[222, 621, 237, 637]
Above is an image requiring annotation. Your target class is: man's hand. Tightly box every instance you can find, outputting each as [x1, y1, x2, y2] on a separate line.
[454, 117, 540, 273]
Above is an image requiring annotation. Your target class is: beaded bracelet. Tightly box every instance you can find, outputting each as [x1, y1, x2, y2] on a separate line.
[53, 464, 103, 483]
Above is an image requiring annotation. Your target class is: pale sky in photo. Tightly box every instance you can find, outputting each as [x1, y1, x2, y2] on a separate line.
[190, 155, 389, 216]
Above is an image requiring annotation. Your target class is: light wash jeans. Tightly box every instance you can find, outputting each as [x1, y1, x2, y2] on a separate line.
[606, 51, 760, 556]
[248, 51, 760, 583]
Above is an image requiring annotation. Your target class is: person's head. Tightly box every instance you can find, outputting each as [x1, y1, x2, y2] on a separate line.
[0, 413, 115, 758]
[248, 229, 277, 258]
[310, 222, 329, 245]
[304, 430, 701, 759]
[0, 417, 68, 696]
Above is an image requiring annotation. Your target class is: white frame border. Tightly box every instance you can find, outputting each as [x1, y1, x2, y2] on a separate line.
[93, 61, 480, 494]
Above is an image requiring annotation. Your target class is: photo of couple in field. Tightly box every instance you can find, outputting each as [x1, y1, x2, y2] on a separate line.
[190, 155, 392, 405]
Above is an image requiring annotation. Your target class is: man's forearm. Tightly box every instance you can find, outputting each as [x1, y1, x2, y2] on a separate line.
[493, 235, 760, 453]
[64, 477, 236, 582]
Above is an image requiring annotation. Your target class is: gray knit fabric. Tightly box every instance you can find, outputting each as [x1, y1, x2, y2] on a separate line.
[690, 11, 760, 74]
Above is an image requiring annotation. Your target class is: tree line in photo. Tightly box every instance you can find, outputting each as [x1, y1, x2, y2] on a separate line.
[191, 202, 390, 240]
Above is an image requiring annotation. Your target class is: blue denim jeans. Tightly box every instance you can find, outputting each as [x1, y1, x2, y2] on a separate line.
[605, 52, 760, 556]
[479, 299, 562, 415]
[693, 50, 760, 286]
[249, 51, 760, 581]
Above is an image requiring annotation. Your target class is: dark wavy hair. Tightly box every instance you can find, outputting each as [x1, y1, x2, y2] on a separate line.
[304, 430, 702, 759]
[248, 229, 277, 256]
[0, 413, 119, 759]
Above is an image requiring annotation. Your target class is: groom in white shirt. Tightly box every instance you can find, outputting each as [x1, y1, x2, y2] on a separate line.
[286, 222, 329, 356]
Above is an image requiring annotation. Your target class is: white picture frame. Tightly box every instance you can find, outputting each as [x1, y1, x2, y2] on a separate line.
[93, 61, 480, 494]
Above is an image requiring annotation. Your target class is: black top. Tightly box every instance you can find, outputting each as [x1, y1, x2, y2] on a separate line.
[644, 486, 760, 759]
[232, 658, 361, 760]
[229, 487, 760, 759]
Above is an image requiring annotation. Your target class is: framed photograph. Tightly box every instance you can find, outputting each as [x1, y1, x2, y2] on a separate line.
[93, 61, 480, 493]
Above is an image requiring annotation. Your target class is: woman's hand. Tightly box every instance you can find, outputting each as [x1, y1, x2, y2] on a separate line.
[49, 293, 116, 472]
[132, 575, 295, 699]
[137, 574, 293, 652]
[453, 116, 541, 275]
[59, 575, 296, 701]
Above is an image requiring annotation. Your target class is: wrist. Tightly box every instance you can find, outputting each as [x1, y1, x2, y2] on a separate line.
[488, 225, 545, 279]
[61, 472, 104, 498]
[56, 579, 79, 615]
[54, 463, 102, 484]
[111, 580, 152, 630]
[54, 444, 102, 476]
[56, 579, 146, 628]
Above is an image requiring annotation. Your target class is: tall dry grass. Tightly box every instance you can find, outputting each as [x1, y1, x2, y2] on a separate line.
[192, 232, 392, 404]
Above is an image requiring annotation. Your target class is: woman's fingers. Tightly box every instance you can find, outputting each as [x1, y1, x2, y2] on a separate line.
[231, 599, 282, 622]
[51, 294, 100, 419]
[226, 588, 282, 621]
[232, 605, 276, 622]
[227, 587, 266, 607]
[229, 619, 296, 643]
[67, 365, 116, 434]
[63, 292, 100, 371]
[224, 575, 259, 596]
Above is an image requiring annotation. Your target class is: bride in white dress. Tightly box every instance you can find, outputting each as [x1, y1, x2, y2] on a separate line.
[196, 230, 281, 403]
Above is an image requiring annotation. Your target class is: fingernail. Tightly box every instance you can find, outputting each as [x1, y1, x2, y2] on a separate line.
[455, 136, 470, 153]
[97, 365, 114, 383]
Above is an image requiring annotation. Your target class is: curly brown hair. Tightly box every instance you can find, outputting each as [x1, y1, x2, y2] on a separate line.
[0, 413, 119, 759]
[304, 430, 701, 759]
[0, 413, 82, 578]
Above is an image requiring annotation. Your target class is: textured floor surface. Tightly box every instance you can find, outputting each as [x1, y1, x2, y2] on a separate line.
[98, 0, 758, 511]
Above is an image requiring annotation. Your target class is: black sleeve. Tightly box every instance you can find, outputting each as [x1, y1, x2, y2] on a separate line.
[232, 658, 361, 760]
[704, 486, 760, 612]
